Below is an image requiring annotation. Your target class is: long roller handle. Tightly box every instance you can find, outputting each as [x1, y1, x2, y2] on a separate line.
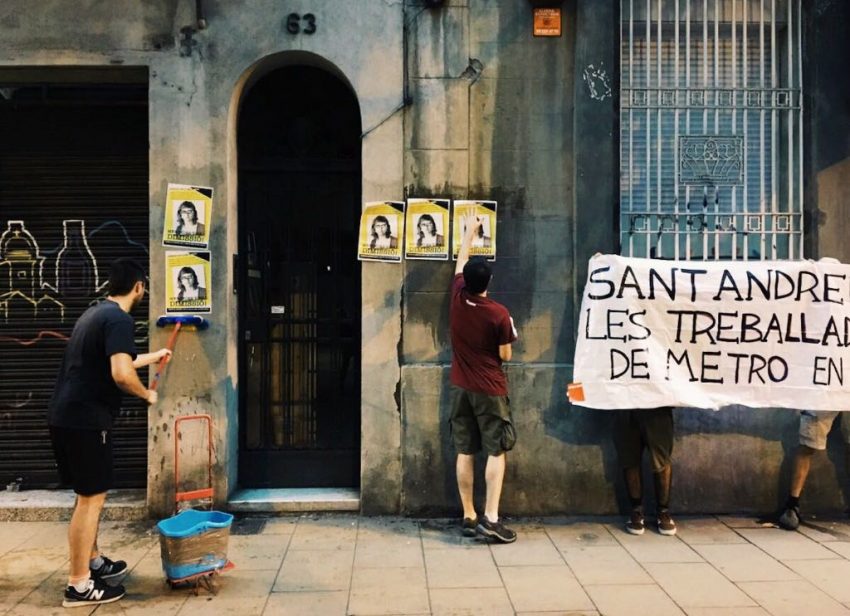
[151, 322, 181, 391]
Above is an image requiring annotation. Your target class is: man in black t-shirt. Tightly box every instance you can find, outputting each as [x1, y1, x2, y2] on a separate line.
[48, 258, 171, 608]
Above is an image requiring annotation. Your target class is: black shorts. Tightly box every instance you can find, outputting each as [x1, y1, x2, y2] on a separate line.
[614, 407, 674, 473]
[49, 426, 113, 496]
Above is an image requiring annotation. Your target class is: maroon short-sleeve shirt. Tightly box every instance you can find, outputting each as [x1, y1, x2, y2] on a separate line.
[449, 273, 517, 396]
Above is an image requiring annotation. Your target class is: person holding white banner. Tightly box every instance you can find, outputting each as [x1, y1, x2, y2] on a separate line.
[448, 215, 518, 544]
[614, 408, 677, 536]
[778, 411, 850, 530]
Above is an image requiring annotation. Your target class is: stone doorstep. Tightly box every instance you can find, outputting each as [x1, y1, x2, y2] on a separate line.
[0, 489, 148, 521]
[227, 488, 360, 513]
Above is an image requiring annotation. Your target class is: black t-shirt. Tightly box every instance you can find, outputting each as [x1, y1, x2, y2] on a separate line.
[48, 300, 138, 430]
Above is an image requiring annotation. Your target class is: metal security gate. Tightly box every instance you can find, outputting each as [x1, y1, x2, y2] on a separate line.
[620, 0, 803, 260]
[0, 78, 149, 488]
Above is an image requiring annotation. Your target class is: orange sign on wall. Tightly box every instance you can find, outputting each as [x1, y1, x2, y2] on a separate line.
[533, 7, 562, 37]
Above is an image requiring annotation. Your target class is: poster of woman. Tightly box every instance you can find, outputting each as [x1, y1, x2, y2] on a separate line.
[163, 184, 213, 249]
[405, 198, 450, 261]
[358, 201, 405, 262]
[165, 251, 212, 313]
[452, 200, 497, 261]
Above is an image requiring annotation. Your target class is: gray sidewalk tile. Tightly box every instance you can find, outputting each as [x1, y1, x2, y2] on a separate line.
[608, 525, 704, 563]
[499, 565, 595, 612]
[824, 542, 850, 559]
[544, 521, 618, 549]
[228, 533, 290, 571]
[287, 517, 359, 551]
[684, 608, 771, 615]
[585, 583, 685, 616]
[515, 612, 599, 616]
[428, 587, 515, 615]
[737, 528, 842, 561]
[424, 548, 502, 589]
[785, 558, 850, 603]
[561, 545, 653, 585]
[675, 518, 747, 545]
[261, 517, 299, 535]
[357, 517, 421, 540]
[692, 544, 799, 582]
[178, 568, 278, 615]
[274, 548, 354, 592]
[716, 516, 772, 529]
[12, 523, 67, 550]
[644, 563, 757, 608]
[97, 550, 190, 615]
[738, 580, 850, 616]
[263, 590, 348, 615]
[348, 566, 430, 615]
[420, 520, 485, 550]
[0, 522, 43, 557]
[355, 522, 423, 568]
[796, 523, 850, 543]
[489, 531, 563, 566]
[0, 546, 67, 607]
[6, 570, 96, 616]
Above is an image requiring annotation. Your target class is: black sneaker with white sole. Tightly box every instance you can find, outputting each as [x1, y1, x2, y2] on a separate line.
[476, 517, 517, 544]
[63, 578, 125, 608]
[91, 555, 128, 586]
[462, 517, 478, 537]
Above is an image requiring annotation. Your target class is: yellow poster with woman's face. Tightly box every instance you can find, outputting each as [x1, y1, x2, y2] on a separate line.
[405, 199, 450, 261]
[165, 251, 212, 314]
[357, 201, 405, 263]
[452, 200, 497, 261]
[163, 184, 213, 249]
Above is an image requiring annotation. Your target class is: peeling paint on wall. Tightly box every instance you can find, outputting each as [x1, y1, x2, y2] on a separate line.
[582, 63, 612, 101]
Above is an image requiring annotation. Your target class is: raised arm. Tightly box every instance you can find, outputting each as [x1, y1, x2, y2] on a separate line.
[455, 214, 483, 275]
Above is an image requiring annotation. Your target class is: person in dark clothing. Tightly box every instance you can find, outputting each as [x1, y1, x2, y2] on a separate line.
[48, 258, 171, 607]
[449, 215, 518, 543]
[614, 408, 677, 536]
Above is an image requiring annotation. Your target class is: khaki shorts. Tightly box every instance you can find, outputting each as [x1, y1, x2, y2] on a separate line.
[614, 407, 674, 473]
[799, 411, 850, 450]
[449, 386, 516, 456]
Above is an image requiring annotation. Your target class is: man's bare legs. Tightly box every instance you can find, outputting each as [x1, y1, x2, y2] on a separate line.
[789, 445, 815, 499]
[68, 492, 107, 584]
[779, 445, 815, 530]
[484, 453, 506, 522]
[456, 454, 476, 520]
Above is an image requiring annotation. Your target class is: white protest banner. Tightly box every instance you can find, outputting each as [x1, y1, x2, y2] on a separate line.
[571, 254, 850, 410]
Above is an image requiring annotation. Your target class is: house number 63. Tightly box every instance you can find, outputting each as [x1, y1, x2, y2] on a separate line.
[286, 13, 317, 34]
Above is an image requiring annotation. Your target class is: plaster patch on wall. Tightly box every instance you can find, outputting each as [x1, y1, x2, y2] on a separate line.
[582, 63, 611, 101]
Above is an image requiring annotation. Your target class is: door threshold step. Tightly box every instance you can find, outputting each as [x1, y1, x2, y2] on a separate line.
[228, 488, 360, 513]
[0, 489, 147, 521]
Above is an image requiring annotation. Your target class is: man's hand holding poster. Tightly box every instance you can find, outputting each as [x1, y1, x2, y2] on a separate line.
[452, 201, 496, 261]
[166, 251, 212, 314]
[163, 184, 213, 249]
[358, 201, 405, 263]
[572, 254, 850, 411]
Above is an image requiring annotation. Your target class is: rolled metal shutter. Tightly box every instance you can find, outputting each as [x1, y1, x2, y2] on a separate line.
[0, 83, 149, 489]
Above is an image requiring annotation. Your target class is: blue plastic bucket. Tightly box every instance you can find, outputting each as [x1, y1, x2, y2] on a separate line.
[157, 510, 233, 579]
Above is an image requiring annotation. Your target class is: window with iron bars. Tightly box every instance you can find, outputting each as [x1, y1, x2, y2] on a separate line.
[620, 0, 803, 260]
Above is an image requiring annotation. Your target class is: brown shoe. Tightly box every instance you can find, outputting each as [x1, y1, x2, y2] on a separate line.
[657, 509, 677, 536]
[626, 507, 645, 535]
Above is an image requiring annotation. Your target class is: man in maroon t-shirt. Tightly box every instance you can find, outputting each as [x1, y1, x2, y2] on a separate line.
[449, 215, 518, 543]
